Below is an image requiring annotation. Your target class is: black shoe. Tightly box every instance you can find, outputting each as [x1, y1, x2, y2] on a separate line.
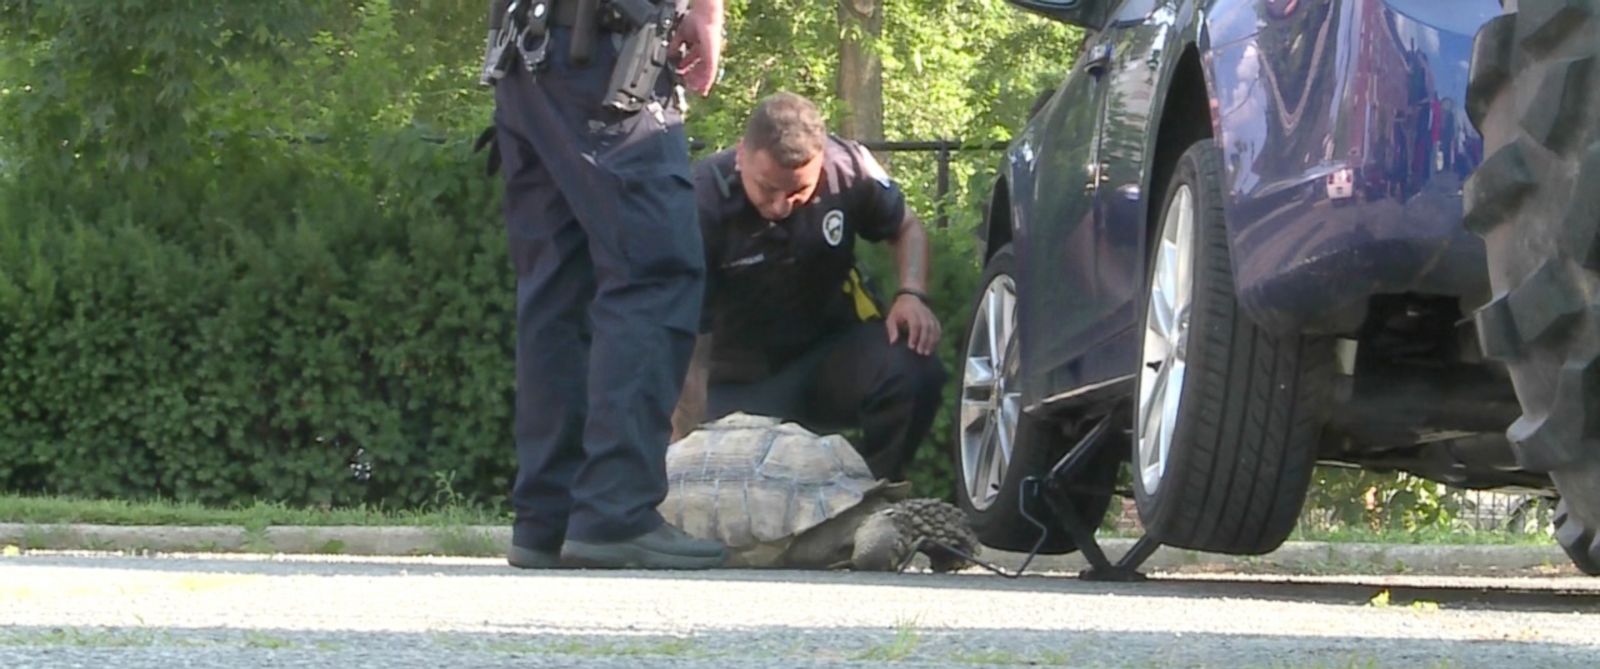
[561, 523, 727, 570]
[507, 543, 562, 569]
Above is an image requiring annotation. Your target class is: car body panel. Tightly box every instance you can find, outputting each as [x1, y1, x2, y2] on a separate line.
[1209, 0, 1500, 334]
[994, 0, 1498, 409]
[1003, 0, 1201, 408]
[1004, 37, 1112, 406]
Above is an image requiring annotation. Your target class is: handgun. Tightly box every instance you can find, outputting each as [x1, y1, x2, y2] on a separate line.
[601, 0, 682, 113]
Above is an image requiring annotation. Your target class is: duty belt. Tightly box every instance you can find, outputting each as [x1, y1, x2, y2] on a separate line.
[474, 0, 685, 177]
[480, 0, 679, 88]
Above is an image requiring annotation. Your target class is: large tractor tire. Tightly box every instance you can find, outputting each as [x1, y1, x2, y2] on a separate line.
[1466, 0, 1600, 575]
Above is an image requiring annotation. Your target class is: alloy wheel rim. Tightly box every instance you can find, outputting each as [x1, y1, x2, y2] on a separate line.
[1138, 184, 1196, 496]
[960, 274, 1021, 511]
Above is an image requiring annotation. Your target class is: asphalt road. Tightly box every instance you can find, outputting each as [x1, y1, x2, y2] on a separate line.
[2, 551, 1597, 668]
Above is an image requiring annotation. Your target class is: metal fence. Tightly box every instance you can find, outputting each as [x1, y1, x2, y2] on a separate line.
[1101, 486, 1557, 538]
[1450, 488, 1557, 534]
[858, 140, 1010, 228]
[690, 137, 1010, 229]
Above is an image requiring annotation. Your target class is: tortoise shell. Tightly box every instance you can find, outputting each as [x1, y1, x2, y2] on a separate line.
[659, 413, 886, 550]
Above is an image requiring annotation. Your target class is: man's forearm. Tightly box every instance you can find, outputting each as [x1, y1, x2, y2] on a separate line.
[687, 0, 724, 29]
[893, 213, 930, 293]
[691, 0, 724, 18]
[671, 333, 714, 441]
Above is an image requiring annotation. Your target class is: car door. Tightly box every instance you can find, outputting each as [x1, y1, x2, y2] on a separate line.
[1053, 0, 1175, 394]
[1013, 26, 1117, 407]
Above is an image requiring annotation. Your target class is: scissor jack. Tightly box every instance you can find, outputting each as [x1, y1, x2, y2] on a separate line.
[898, 413, 1161, 581]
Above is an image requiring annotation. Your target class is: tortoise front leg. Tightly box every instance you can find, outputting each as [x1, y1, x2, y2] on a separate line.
[850, 510, 908, 571]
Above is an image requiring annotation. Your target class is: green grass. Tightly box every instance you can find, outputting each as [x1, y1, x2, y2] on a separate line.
[946, 646, 1076, 666]
[1288, 524, 1553, 546]
[0, 628, 343, 652]
[427, 525, 502, 557]
[951, 649, 1025, 665]
[0, 494, 509, 528]
[1236, 657, 1460, 669]
[0, 628, 169, 648]
[0, 629, 131, 648]
[540, 637, 702, 658]
[1087, 522, 1552, 549]
[1098, 525, 1550, 546]
[242, 631, 296, 649]
[456, 636, 704, 658]
[854, 619, 922, 662]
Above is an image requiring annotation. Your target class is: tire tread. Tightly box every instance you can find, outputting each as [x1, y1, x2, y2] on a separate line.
[1468, 0, 1600, 575]
[1137, 143, 1331, 555]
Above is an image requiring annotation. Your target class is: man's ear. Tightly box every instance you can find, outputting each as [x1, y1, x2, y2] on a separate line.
[733, 139, 744, 171]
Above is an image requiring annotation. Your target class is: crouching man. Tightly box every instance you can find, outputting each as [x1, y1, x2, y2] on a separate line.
[671, 91, 946, 482]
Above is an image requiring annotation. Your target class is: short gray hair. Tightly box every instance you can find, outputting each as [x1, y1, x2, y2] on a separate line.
[742, 92, 826, 169]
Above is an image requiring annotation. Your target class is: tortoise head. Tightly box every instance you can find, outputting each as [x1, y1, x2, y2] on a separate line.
[849, 497, 981, 573]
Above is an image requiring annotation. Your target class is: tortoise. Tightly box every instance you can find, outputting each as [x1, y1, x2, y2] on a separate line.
[659, 412, 981, 571]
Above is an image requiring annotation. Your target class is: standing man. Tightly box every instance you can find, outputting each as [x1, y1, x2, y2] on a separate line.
[482, 0, 728, 570]
[671, 92, 947, 483]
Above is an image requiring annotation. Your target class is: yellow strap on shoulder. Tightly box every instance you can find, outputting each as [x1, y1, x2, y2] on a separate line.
[843, 268, 882, 321]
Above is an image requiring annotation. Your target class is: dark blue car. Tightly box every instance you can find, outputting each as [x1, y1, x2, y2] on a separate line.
[953, 0, 1529, 556]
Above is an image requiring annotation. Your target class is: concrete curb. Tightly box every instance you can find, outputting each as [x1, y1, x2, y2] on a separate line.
[0, 523, 1579, 575]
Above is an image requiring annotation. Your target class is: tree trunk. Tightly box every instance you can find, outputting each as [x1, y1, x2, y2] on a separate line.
[837, 0, 884, 143]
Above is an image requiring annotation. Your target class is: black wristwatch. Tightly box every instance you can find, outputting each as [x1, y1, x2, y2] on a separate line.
[894, 288, 930, 305]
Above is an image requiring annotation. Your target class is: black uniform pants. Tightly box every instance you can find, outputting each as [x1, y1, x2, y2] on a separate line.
[493, 27, 704, 549]
[705, 321, 948, 481]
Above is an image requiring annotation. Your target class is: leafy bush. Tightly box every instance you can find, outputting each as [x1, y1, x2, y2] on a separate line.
[1, 2, 511, 507]
[1300, 468, 1465, 534]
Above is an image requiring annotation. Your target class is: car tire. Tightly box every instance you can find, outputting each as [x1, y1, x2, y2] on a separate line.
[950, 243, 1122, 553]
[1464, 0, 1600, 575]
[1131, 141, 1335, 555]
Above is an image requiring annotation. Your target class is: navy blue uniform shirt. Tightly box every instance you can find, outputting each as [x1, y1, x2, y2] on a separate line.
[693, 136, 907, 378]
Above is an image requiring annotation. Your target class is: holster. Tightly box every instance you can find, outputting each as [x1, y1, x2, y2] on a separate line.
[598, 0, 685, 113]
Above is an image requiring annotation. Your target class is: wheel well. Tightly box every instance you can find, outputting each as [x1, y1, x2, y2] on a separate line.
[984, 178, 1012, 262]
[1148, 47, 1213, 237]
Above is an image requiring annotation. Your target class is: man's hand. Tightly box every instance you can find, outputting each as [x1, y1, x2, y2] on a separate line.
[886, 293, 941, 356]
[671, 0, 724, 97]
[883, 205, 937, 356]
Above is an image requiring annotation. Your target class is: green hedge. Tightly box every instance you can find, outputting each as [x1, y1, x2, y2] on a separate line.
[0, 131, 516, 508]
[1, 2, 522, 509]
[0, 137, 979, 509]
